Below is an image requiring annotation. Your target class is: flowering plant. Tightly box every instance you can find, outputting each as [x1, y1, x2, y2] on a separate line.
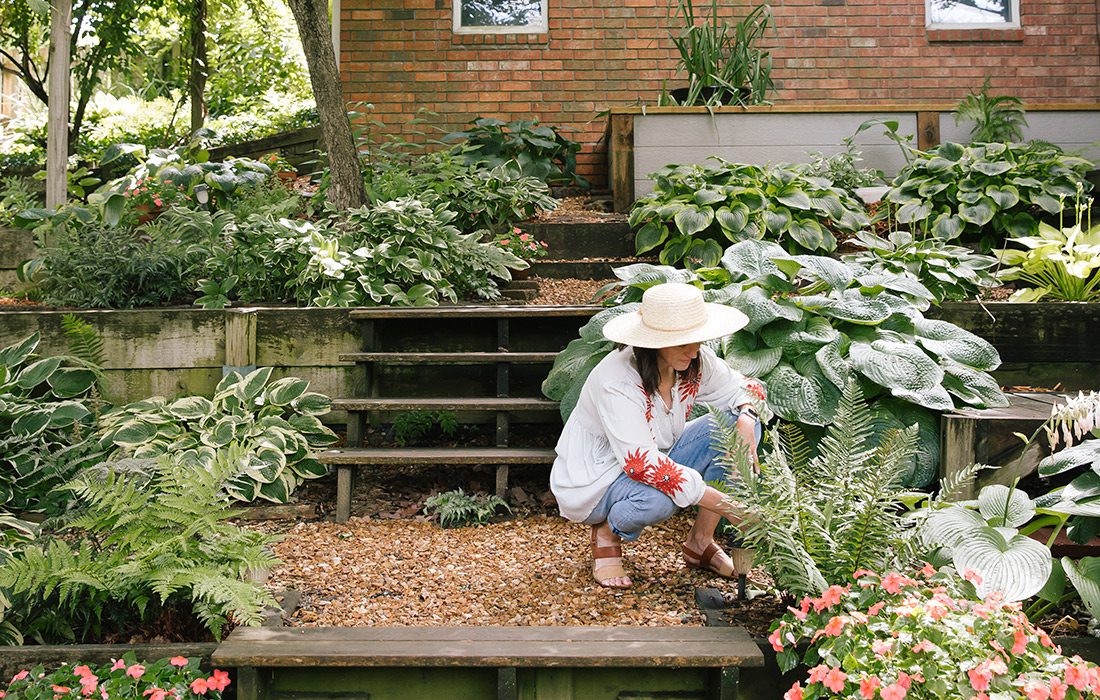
[770, 567, 1100, 700]
[258, 152, 296, 175]
[122, 176, 191, 211]
[3, 653, 230, 699]
[493, 227, 548, 261]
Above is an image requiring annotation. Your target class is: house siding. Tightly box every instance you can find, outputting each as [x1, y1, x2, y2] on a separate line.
[339, 0, 1100, 186]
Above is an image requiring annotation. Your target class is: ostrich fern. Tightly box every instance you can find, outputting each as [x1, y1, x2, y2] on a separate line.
[712, 382, 922, 598]
[0, 444, 279, 643]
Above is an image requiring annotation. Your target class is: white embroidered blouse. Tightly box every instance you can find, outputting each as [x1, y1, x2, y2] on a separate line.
[550, 345, 761, 522]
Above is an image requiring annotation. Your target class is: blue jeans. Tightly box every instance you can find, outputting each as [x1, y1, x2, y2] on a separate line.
[581, 409, 761, 542]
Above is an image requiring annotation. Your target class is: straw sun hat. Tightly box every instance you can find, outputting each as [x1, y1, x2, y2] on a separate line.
[602, 283, 749, 349]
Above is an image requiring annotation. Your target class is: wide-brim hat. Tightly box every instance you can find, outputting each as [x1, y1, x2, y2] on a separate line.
[602, 283, 749, 349]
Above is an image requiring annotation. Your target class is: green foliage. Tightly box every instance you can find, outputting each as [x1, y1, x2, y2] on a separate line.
[391, 410, 458, 447]
[0, 176, 39, 227]
[629, 158, 869, 267]
[843, 229, 1002, 303]
[661, 0, 773, 106]
[886, 140, 1094, 252]
[996, 194, 1100, 302]
[0, 450, 280, 643]
[546, 251, 1007, 485]
[712, 383, 921, 597]
[443, 117, 589, 189]
[423, 488, 510, 528]
[4, 653, 230, 699]
[771, 568, 1097, 698]
[0, 333, 105, 519]
[954, 78, 1029, 144]
[96, 367, 337, 504]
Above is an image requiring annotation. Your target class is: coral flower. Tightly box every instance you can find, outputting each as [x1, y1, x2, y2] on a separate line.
[111, 660, 126, 671]
[1065, 662, 1091, 690]
[783, 682, 803, 700]
[768, 627, 785, 652]
[968, 666, 991, 692]
[823, 615, 847, 637]
[859, 675, 881, 699]
[1049, 677, 1068, 700]
[823, 667, 847, 693]
[190, 677, 209, 695]
[1022, 681, 1052, 700]
[207, 670, 231, 692]
[880, 682, 907, 700]
[169, 657, 189, 668]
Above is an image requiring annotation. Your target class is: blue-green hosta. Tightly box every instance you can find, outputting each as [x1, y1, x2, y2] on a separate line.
[97, 367, 337, 503]
[543, 240, 1008, 487]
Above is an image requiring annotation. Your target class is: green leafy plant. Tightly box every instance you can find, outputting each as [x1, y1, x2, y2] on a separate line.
[629, 158, 869, 267]
[661, 0, 774, 106]
[886, 140, 1094, 252]
[545, 249, 1008, 486]
[423, 488, 510, 528]
[391, 410, 458, 447]
[955, 78, 1029, 144]
[492, 226, 549, 263]
[96, 367, 337, 503]
[443, 117, 589, 189]
[843, 229, 1002, 303]
[996, 192, 1100, 301]
[3, 653, 230, 699]
[770, 568, 1100, 700]
[31, 165, 101, 202]
[0, 449, 280, 643]
[711, 383, 923, 597]
[0, 175, 39, 227]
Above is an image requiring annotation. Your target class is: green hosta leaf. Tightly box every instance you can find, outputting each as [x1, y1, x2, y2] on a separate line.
[869, 397, 940, 488]
[292, 392, 332, 416]
[775, 187, 813, 210]
[715, 204, 750, 236]
[721, 239, 790, 281]
[673, 206, 713, 237]
[786, 255, 855, 290]
[15, 357, 62, 390]
[1038, 558, 1068, 603]
[1063, 557, 1100, 621]
[760, 317, 839, 355]
[985, 185, 1020, 209]
[542, 338, 611, 406]
[848, 340, 952, 410]
[694, 188, 726, 206]
[972, 160, 1014, 176]
[46, 368, 96, 397]
[762, 361, 841, 426]
[940, 358, 1009, 408]
[168, 396, 215, 421]
[46, 401, 90, 428]
[108, 420, 160, 446]
[977, 484, 1034, 527]
[959, 197, 996, 226]
[659, 235, 692, 265]
[953, 527, 1051, 602]
[763, 208, 791, 236]
[814, 338, 854, 391]
[1039, 439, 1100, 477]
[931, 213, 965, 240]
[1003, 211, 1037, 237]
[721, 343, 783, 378]
[912, 317, 1001, 371]
[730, 286, 802, 334]
[794, 291, 892, 325]
[787, 219, 831, 252]
[896, 201, 933, 224]
[267, 377, 310, 406]
[635, 221, 668, 254]
[234, 367, 274, 402]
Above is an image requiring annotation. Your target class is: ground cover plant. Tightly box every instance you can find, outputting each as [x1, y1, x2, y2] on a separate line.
[3, 653, 230, 700]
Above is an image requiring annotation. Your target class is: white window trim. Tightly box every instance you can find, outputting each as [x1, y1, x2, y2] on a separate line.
[453, 0, 548, 34]
[331, 0, 341, 67]
[925, 0, 1021, 29]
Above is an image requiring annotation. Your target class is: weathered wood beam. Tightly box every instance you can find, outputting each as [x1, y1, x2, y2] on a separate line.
[46, 0, 72, 210]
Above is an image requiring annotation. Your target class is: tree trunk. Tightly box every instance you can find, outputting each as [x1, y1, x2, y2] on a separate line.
[46, 0, 72, 212]
[284, 0, 366, 210]
[189, 0, 207, 134]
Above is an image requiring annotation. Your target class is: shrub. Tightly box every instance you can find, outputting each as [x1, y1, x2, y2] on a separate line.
[771, 568, 1100, 700]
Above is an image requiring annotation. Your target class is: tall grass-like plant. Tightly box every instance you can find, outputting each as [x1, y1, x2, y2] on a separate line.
[954, 78, 1028, 144]
[709, 382, 921, 598]
[663, 0, 774, 106]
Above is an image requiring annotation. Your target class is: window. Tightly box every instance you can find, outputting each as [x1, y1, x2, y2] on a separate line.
[926, 0, 1020, 28]
[454, 0, 547, 34]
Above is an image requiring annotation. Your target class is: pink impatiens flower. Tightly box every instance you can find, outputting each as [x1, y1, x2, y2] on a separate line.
[880, 682, 907, 700]
[783, 682, 803, 700]
[190, 677, 210, 695]
[207, 669, 231, 692]
[126, 664, 145, 680]
[169, 657, 189, 667]
[859, 675, 881, 699]
[822, 667, 848, 693]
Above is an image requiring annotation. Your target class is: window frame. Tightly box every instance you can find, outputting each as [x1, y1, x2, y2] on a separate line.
[452, 0, 548, 35]
[925, 0, 1021, 30]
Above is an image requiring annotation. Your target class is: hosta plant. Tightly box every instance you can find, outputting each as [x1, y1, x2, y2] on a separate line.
[4, 654, 230, 700]
[886, 140, 1093, 252]
[711, 382, 923, 598]
[996, 195, 1100, 302]
[629, 158, 869, 267]
[771, 568, 1100, 700]
[843, 229, 1002, 303]
[546, 243, 1008, 486]
[443, 117, 589, 189]
[97, 367, 337, 503]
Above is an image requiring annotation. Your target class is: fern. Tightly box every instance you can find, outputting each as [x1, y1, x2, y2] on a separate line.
[711, 382, 923, 598]
[0, 446, 279, 643]
[60, 313, 106, 369]
[423, 488, 510, 528]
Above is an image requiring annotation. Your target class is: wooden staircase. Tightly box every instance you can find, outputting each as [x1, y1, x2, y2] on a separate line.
[316, 305, 600, 522]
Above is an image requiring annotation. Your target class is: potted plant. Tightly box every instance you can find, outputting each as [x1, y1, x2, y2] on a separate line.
[259, 152, 298, 183]
[662, 0, 775, 107]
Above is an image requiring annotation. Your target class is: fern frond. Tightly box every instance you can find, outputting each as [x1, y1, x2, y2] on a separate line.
[935, 462, 993, 504]
[809, 382, 876, 485]
[774, 421, 813, 473]
[60, 314, 106, 369]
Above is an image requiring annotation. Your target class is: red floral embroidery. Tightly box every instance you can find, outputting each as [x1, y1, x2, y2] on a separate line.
[640, 383, 655, 423]
[744, 377, 767, 403]
[646, 455, 687, 496]
[680, 371, 701, 420]
[622, 448, 651, 481]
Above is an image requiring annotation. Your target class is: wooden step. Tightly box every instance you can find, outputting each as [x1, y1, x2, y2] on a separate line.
[338, 351, 559, 364]
[316, 446, 557, 466]
[331, 397, 559, 412]
[348, 305, 599, 320]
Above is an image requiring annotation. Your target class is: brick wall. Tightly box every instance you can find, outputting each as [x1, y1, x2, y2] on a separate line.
[340, 0, 1100, 187]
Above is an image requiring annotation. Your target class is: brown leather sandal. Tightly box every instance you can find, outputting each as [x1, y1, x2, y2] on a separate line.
[682, 541, 737, 579]
[591, 524, 631, 589]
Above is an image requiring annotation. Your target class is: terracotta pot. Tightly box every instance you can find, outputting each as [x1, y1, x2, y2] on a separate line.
[276, 171, 298, 183]
[134, 204, 162, 225]
[510, 267, 531, 281]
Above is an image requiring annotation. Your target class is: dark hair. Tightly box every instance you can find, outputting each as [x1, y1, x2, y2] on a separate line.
[624, 345, 700, 398]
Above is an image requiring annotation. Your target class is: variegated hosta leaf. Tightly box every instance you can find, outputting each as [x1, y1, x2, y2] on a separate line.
[940, 357, 1009, 408]
[953, 526, 1052, 602]
[233, 366, 274, 401]
[721, 238, 791, 281]
[922, 505, 985, 550]
[976, 484, 1034, 527]
[729, 286, 803, 334]
[762, 361, 841, 426]
[794, 290, 892, 325]
[1063, 557, 1100, 621]
[168, 396, 215, 421]
[266, 377, 310, 406]
[1038, 439, 1100, 477]
[912, 317, 1001, 371]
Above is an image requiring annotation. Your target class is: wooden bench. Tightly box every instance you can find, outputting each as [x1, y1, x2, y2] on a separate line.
[211, 626, 764, 700]
[940, 392, 1070, 500]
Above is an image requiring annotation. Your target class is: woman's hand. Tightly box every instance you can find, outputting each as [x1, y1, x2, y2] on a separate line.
[736, 411, 760, 472]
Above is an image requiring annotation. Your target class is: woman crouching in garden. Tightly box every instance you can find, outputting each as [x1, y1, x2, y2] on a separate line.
[550, 282, 765, 589]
